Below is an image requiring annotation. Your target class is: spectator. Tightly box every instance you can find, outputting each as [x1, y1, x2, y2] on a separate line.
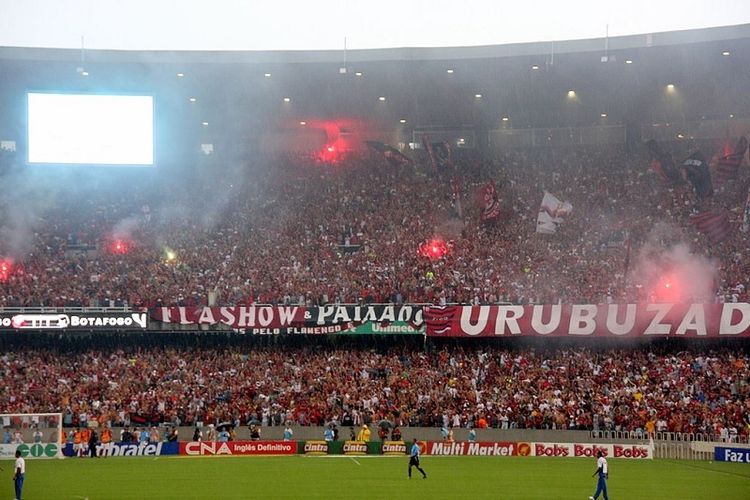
[283, 425, 293, 441]
[357, 424, 371, 442]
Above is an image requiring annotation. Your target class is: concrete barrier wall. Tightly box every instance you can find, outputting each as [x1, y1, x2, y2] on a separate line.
[9, 425, 746, 461]
[8, 426, 642, 443]
[181, 426, 637, 443]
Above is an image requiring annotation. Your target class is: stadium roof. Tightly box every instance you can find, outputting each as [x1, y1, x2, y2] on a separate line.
[0, 24, 748, 160]
[1, 24, 748, 64]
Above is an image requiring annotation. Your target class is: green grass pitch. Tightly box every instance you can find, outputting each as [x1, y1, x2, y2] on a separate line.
[1, 455, 748, 499]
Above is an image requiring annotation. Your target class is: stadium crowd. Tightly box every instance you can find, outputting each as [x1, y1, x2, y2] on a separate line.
[1, 141, 749, 308]
[1, 345, 748, 439]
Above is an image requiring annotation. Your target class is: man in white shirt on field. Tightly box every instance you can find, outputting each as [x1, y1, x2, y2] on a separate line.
[589, 450, 609, 500]
[14, 449, 26, 500]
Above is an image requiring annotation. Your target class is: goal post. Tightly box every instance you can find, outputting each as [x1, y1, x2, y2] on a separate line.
[0, 413, 64, 459]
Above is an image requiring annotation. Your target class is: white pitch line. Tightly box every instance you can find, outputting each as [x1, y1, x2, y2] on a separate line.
[301, 455, 404, 459]
[349, 457, 361, 466]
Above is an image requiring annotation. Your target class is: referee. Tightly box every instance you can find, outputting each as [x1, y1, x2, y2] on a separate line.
[589, 450, 609, 500]
[408, 438, 427, 479]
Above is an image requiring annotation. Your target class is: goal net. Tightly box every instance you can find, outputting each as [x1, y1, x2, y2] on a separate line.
[0, 413, 64, 459]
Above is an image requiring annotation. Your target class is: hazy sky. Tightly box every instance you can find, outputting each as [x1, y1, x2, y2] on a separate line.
[2, 0, 749, 51]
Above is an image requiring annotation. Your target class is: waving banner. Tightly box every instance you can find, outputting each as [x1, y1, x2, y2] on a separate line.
[480, 181, 502, 221]
[424, 303, 750, 338]
[151, 305, 423, 334]
[536, 191, 572, 234]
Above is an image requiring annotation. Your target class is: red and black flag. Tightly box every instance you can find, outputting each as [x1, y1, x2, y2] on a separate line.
[479, 181, 502, 221]
[690, 209, 731, 244]
[433, 141, 452, 169]
[422, 136, 453, 170]
[682, 149, 713, 199]
[365, 141, 414, 167]
[646, 139, 680, 184]
[715, 136, 748, 182]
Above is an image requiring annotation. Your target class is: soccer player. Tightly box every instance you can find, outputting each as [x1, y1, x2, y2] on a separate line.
[589, 450, 609, 500]
[14, 449, 25, 500]
[408, 438, 427, 479]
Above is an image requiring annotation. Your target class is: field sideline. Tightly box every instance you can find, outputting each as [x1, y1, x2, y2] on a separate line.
[1, 455, 749, 499]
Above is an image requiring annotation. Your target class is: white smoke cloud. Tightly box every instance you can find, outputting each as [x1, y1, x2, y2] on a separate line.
[630, 223, 719, 302]
[111, 216, 140, 240]
[0, 170, 58, 258]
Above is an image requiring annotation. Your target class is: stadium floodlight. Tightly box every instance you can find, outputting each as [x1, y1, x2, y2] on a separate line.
[202, 121, 208, 126]
[501, 116, 509, 122]
[283, 97, 291, 102]
[176, 72, 184, 77]
[531, 65, 539, 70]
[666, 83, 675, 91]
[378, 96, 386, 101]
[446, 69, 454, 74]
[600, 113, 607, 118]
[399, 119, 406, 123]
[299, 121, 306, 125]
[189, 97, 197, 102]
[625, 59, 633, 64]
[355, 72, 363, 76]
[474, 94, 482, 99]
[264, 73, 271, 77]
[722, 51, 730, 56]
[567, 90, 576, 98]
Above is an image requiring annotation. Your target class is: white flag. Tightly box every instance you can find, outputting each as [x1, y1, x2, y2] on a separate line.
[536, 191, 572, 234]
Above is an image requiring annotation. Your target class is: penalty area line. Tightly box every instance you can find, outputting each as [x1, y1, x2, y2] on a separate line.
[349, 457, 361, 466]
[663, 459, 750, 480]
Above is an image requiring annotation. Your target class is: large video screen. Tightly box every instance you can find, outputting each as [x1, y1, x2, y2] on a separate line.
[27, 92, 154, 166]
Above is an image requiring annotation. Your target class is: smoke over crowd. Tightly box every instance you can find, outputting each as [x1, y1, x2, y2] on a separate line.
[631, 224, 720, 303]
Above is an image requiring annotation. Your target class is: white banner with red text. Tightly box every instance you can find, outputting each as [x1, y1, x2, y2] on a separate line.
[527, 442, 653, 459]
[424, 303, 750, 338]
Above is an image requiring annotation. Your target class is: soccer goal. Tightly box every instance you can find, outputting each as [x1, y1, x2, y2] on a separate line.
[0, 413, 64, 459]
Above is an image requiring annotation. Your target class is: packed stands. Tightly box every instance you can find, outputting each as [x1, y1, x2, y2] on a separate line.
[1, 141, 749, 309]
[0, 341, 747, 440]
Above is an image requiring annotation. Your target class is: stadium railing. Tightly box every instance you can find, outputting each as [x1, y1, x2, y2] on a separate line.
[654, 442, 714, 461]
[591, 430, 748, 445]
